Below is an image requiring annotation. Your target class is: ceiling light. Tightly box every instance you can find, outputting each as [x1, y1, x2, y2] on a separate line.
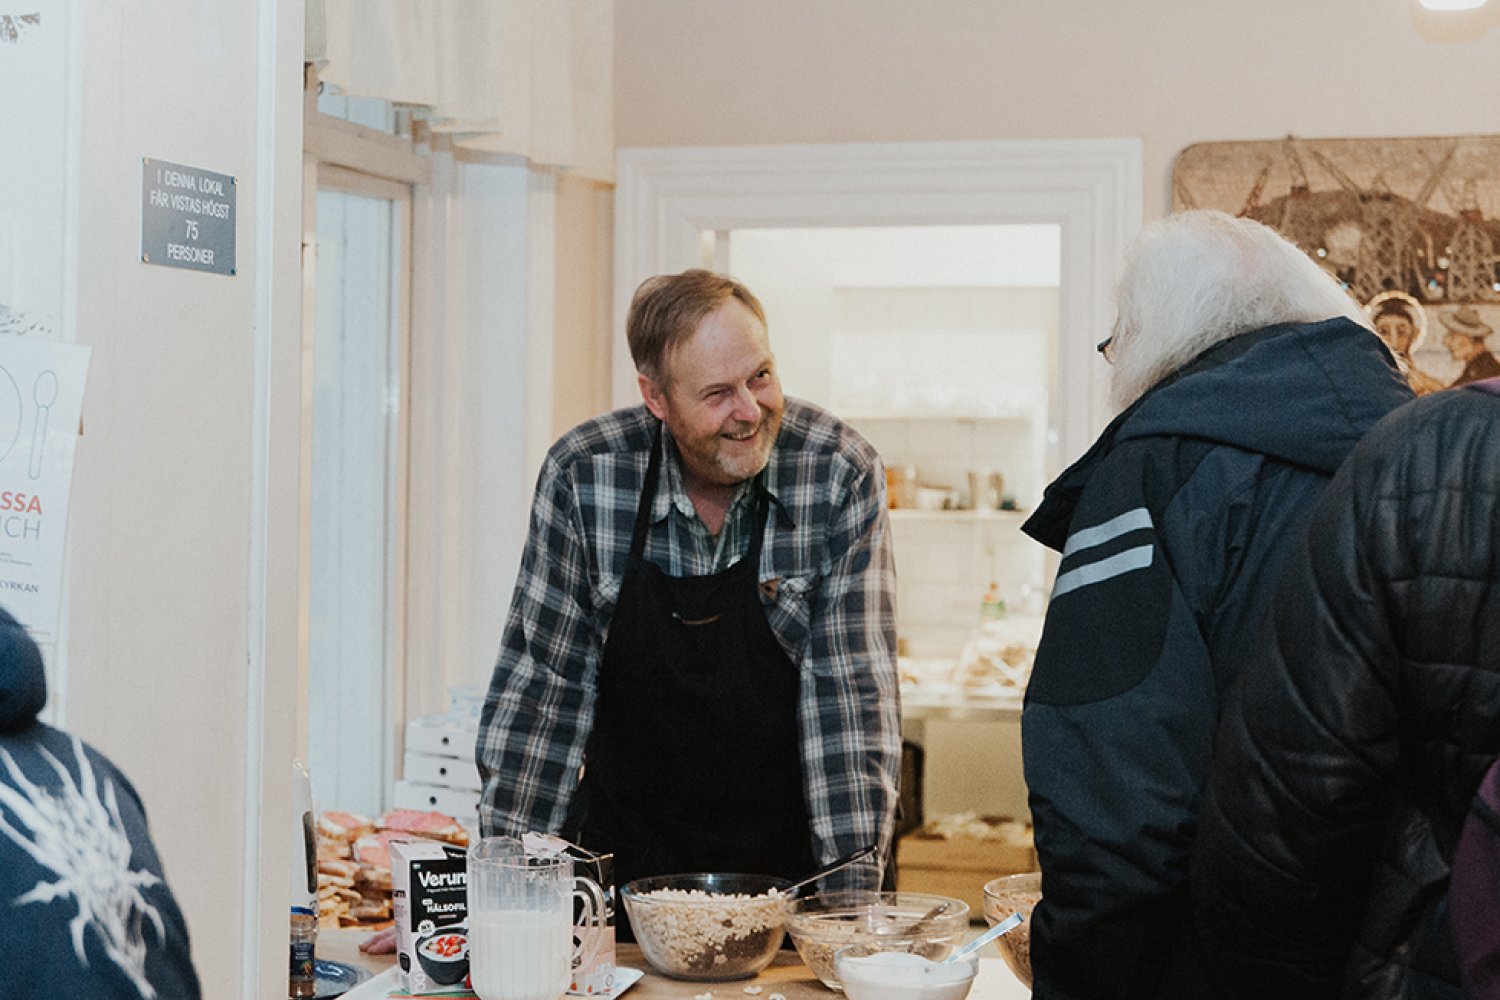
[1418, 0, 1487, 10]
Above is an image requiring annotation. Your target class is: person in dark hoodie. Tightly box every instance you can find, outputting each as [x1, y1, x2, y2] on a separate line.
[1018, 209, 1413, 1000]
[0, 605, 201, 999]
[1193, 379, 1500, 999]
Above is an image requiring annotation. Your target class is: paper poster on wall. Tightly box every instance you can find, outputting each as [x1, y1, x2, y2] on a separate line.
[0, 337, 90, 643]
[0, 3, 66, 337]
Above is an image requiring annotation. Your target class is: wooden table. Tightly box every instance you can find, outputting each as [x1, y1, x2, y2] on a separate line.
[319, 931, 1029, 1000]
[317, 927, 395, 978]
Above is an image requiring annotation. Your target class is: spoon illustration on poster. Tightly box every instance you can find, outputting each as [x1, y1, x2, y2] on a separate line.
[28, 370, 56, 480]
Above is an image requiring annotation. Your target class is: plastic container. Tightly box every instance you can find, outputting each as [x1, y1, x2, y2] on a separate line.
[784, 892, 969, 990]
[621, 873, 790, 981]
[982, 872, 1042, 988]
[979, 582, 1006, 622]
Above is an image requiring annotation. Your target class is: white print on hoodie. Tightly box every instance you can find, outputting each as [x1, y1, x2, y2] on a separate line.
[0, 736, 165, 999]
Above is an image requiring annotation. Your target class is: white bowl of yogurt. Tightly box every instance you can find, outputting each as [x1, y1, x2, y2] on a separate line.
[835, 945, 979, 1000]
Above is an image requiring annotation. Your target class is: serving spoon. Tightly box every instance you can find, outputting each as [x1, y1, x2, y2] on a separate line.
[944, 911, 1025, 963]
[784, 843, 878, 896]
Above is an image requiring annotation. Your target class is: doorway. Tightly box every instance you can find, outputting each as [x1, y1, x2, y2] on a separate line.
[613, 139, 1142, 469]
[612, 138, 1142, 830]
[724, 224, 1057, 661]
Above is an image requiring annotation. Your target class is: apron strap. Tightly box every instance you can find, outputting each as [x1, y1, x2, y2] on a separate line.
[744, 475, 773, 566]
[628, 422, 666, 562]
[628, 421, 774, 569]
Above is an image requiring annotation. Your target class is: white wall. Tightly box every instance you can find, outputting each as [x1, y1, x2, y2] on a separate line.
[553, 175, 615, 437]
[407, 165, 613, 716]
[47, 2, 304, 996]
[615, 0, 1500, 218]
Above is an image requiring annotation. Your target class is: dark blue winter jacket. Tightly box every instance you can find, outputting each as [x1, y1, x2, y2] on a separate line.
[1020, 318, 1413, 1000]
[0, 606, 201, 999]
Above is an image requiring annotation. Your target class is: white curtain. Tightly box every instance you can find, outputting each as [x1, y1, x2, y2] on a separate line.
[314, 0, 614, 181]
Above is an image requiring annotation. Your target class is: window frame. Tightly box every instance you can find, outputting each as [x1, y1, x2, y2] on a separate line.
[299, 65, 428, 804]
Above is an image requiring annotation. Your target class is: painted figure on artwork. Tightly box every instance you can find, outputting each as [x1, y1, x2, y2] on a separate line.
[1442, 305, 1500, 388]
[1367, 291, 1444, 395]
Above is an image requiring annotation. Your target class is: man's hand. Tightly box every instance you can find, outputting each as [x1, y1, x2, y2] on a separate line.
[359, 926, 398, 954]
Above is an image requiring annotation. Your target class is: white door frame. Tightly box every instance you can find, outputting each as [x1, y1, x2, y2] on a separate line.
[613, 140, 1143, 470]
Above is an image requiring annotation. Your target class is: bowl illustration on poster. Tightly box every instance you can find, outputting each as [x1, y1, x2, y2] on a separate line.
[0, 366, 22, 464]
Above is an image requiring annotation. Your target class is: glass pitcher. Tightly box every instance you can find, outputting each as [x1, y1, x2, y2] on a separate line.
[468, 838, 607, 1000]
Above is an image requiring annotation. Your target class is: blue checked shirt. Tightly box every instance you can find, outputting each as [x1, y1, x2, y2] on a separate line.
[476, 397, 901, 889]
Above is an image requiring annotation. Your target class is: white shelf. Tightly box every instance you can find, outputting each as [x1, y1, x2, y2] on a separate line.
[901, 684, 1024, 723]
[889, 508, 1028, 523]
[843, 410, 1033, 422]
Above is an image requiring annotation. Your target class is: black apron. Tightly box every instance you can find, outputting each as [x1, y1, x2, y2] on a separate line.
[571, 426, 815, 934]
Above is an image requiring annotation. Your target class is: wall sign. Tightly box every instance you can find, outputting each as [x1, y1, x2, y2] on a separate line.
[140, 158, 236, 276]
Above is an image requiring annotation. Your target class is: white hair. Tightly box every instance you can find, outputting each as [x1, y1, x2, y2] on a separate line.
[1108, 209, 1374, 411]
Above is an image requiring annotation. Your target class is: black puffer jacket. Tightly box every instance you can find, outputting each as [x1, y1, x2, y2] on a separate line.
[1193, 380, 1500, 1000]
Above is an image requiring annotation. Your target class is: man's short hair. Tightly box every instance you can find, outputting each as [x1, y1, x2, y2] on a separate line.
[626, 270, 767, 385]
[1108, 210, 1373, 410]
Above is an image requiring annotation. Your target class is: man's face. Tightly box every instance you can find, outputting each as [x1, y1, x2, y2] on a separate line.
[639, 298, 785, 490]
[1375, 313, 1417, 356]
[1447, 331, 1484, 363]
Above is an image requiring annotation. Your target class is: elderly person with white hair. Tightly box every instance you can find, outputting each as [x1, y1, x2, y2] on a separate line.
[1018, 210, 1414, 1000]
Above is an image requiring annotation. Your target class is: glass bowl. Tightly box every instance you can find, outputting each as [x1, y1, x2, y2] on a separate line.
[835, 943, 979, 1000]
[981, 872, 1042, 988]
[621, 873, 791, 981]
[784, 892, 969, 990]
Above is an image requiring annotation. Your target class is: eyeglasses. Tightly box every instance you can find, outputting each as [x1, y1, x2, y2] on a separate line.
[1096, 337, 1114, 363]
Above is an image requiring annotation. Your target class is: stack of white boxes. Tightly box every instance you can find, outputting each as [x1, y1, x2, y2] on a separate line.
[392, 685, 487, 832]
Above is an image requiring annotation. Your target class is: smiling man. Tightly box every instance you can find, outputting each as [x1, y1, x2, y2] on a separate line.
[475, 270, 900, 929]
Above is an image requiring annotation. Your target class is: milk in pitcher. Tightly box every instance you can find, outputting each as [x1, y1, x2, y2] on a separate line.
[469, 908, 572, 1000]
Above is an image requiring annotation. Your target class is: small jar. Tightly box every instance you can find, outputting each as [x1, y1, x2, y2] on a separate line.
[289, 911, 317, 999]
[886, 464, 919, 509]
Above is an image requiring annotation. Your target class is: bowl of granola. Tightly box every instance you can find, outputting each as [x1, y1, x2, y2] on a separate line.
[784, 892, 969, 990]
[982, 872, 1041, 988]
[621, 873, 791, 981]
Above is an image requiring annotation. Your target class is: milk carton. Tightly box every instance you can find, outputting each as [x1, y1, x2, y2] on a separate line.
[390, 838, 471, 995]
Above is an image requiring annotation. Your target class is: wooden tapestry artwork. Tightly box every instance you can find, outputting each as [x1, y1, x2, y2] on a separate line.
[1173, 135, 1500, 392]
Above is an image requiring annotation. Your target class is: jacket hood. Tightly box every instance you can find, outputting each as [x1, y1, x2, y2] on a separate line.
[1119, 318, 1409, 468]
[1024, 318, 1413, 550]
[0, 605, 45, 732]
